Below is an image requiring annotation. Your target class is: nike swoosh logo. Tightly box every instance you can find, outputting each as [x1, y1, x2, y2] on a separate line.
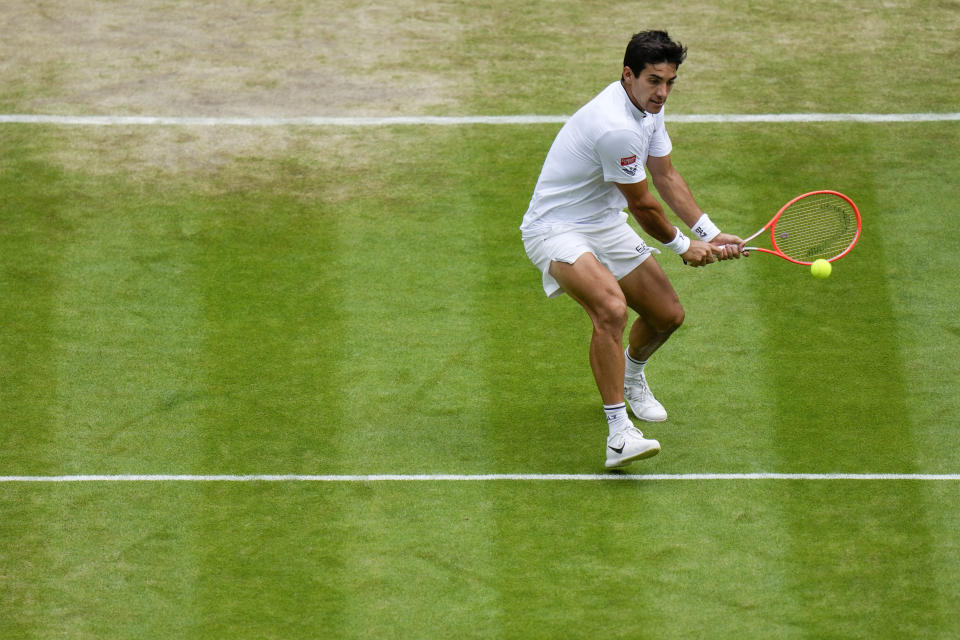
[608, 444, 625, 454]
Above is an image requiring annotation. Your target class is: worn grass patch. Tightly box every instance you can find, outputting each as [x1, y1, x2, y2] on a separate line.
[2, 0, 957, 116]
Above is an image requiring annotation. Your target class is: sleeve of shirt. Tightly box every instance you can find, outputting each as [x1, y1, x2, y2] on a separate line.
[647, 115, 673, 158]
[596, 128, 646, 184]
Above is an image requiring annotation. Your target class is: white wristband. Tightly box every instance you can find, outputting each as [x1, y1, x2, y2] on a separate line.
[663, 226, 691, 255]
[691, 213, 721, 241]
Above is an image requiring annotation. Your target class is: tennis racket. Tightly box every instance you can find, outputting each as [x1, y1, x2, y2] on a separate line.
[739, 190, 861, 264]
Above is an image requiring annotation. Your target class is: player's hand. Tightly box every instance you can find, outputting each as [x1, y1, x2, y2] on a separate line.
[710, 233, 746, 260]
[680, 239, 721, 267]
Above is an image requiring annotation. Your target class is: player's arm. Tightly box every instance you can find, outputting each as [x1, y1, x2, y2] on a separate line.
[646, 154, 744, 257]
[615, 179, 718, 267]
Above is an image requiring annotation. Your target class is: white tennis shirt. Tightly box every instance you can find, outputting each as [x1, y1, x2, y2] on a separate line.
[520, 80, 672, 236]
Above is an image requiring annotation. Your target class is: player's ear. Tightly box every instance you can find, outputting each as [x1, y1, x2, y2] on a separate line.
[622, 66, 634, 82]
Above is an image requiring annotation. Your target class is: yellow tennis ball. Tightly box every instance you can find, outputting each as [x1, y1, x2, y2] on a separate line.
[811, 259, 832, 279]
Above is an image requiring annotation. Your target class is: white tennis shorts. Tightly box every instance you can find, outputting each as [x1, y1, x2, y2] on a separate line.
[522, 213, 659, 298]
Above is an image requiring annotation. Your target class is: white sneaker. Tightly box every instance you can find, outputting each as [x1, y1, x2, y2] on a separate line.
[624, 371, 668, 422]
[605, 424, 661, 469]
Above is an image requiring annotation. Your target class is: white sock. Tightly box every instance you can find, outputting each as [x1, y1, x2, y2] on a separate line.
[624, 349, 646, 379]
[603, 402, 630, 435]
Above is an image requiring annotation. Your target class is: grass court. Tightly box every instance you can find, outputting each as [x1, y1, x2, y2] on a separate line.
[1, 1, 959, 637]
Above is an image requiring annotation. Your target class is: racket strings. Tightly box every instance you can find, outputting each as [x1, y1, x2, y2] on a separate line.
[772, 194, 859, 262]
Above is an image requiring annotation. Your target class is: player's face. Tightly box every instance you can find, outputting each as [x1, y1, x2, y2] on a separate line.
[621, 62, 678, 114]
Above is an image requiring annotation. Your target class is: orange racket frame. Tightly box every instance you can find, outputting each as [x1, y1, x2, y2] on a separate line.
[742, 190, 861, 265]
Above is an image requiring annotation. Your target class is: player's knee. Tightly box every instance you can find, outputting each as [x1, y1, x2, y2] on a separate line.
[664, 305, 685, 333]
[652, 304, 684, 334]
[593, 296, 629, 335]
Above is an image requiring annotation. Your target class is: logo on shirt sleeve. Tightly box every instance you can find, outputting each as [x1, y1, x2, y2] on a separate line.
[620, 155, 638, 176]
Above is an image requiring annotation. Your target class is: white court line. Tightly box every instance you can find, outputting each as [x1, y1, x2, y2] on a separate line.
[1, 473, 959, 482]
[0, 113, 959, 126]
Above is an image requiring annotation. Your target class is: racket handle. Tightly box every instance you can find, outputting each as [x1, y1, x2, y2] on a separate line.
[681, 244, 749, 265]
[720, 243, 755, 254]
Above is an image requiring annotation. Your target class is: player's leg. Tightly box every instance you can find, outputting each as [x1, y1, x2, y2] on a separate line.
[523, 227, 660, 466]
[618, 258, 684, 362]
[549, 253, 661, 467]
[617, 259, 684, 421]
[547, 253, 628, 405]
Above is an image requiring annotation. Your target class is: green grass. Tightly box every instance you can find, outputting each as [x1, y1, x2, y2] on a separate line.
[2, 0, 960, 638]
[3, 118, 960, 639]
[2, 481, 958, 638]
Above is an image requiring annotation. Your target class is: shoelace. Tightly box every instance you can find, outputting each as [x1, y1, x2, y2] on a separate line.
[616, 424, 645, 441]
[625, 372, 651, 401]
[629, 425, 647, 438]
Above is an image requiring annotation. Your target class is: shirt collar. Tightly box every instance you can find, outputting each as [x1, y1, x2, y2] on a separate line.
[618, 81, 647, 122]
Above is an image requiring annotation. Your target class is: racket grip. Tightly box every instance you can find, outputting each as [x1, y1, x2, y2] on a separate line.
[721, 243, 754, 254]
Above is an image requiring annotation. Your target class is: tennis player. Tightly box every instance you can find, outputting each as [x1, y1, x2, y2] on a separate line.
[521, 30, 744, 468]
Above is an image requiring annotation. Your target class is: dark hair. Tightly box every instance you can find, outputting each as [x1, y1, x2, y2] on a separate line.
[622, 30, 687, 78]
